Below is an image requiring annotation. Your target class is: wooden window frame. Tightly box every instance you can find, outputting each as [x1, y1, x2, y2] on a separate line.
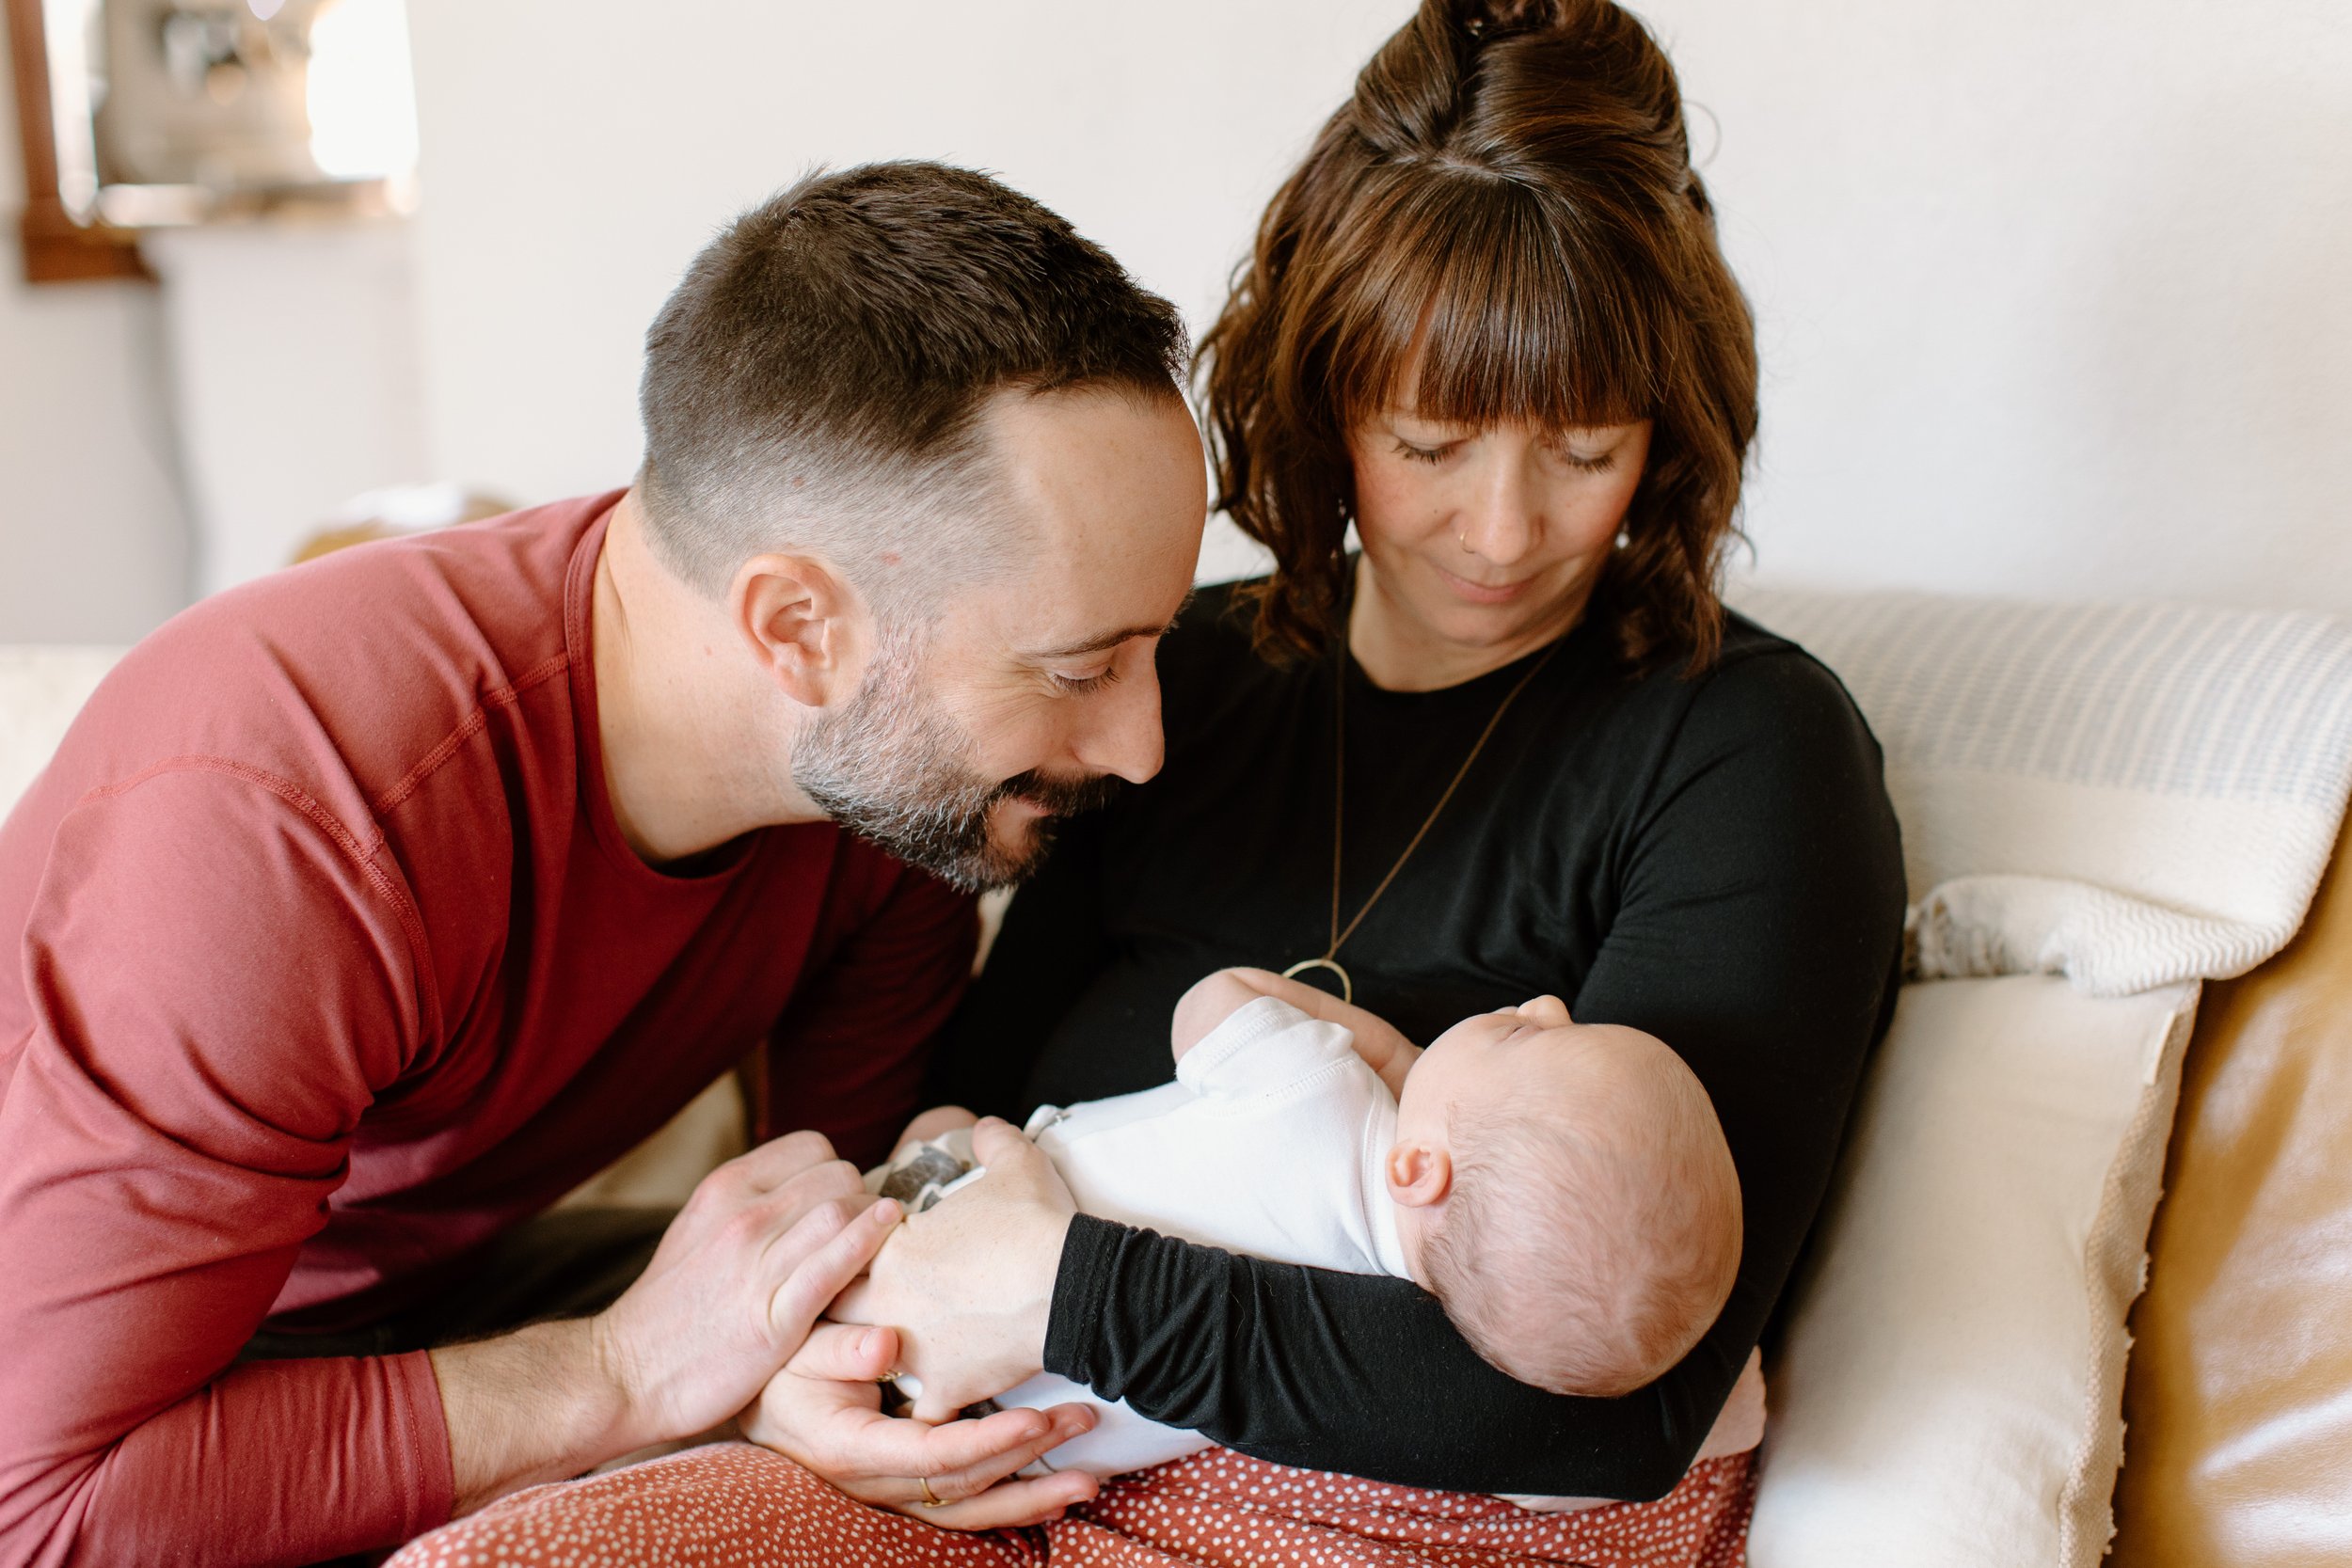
[8, 0, 151, 283]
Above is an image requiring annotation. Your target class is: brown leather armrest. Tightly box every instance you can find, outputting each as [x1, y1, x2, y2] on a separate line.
[2112, 813, 2352, 1565]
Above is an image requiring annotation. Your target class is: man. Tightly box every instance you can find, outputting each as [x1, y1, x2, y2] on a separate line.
[0, 162, 1207, 1564]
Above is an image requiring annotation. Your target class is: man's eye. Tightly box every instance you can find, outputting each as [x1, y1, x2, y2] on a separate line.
[1053, 667, 1120, 694]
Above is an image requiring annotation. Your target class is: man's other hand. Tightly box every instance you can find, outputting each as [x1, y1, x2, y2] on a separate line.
[743, 1322, 1101, 1528]
[433, 1130, 900, 1514]
[590, 1131, 900, 1446]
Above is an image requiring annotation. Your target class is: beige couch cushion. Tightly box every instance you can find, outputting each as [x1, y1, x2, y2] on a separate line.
[0, 647, 123, 817]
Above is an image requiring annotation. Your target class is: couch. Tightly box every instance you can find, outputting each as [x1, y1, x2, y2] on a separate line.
[4, 591, 2348, 1563]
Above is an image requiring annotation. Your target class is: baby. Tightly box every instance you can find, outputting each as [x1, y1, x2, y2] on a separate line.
[868, 965, 1749, 1484]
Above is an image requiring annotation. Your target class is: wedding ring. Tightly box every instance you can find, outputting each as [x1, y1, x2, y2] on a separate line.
[917, 1475, 946, 1509]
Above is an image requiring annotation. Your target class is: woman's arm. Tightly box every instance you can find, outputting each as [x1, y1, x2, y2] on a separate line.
[1043, 650, 1907, 1495]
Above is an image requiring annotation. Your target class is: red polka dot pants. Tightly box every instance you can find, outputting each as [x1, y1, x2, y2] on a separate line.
[389, 1440, 1754, 1567]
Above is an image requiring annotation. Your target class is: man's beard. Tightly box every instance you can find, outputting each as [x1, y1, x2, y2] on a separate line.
[794, 638, 1120, 893]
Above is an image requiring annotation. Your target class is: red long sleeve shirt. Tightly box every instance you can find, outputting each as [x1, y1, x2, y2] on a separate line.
[0, 493, 977, 1567]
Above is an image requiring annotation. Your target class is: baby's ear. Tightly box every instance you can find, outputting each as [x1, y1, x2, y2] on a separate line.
[1386, 1141, 1453, 1208]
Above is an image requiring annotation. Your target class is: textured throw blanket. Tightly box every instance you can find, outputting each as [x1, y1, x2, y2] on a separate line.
[1739, 590, 2352, 996]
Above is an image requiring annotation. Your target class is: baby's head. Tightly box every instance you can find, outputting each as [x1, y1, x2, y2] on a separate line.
[1390, 997, 1741, 1399]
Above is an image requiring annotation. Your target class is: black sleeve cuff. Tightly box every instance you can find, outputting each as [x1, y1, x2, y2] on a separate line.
[1042, 1212, 1124, 1385]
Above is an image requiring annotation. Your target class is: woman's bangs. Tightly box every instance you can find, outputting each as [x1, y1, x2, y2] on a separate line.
[1338, 178, 1658, 436]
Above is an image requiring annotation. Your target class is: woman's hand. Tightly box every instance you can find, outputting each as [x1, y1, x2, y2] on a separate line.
[740, 1322, 1100, 1528]
[830, 1117, 1076, 1420]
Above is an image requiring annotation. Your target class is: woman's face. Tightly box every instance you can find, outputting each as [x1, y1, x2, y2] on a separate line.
[1346, 409, 1652, 663]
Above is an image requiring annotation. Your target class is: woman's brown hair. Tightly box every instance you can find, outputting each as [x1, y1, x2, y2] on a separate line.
[1198, 0, 1757, 671]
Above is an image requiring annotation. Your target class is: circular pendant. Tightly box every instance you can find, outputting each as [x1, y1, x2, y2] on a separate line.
[1279, 957, 1353, 1004]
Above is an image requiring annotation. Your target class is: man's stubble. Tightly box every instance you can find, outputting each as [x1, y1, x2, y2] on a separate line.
[794, 627, 1119, 893]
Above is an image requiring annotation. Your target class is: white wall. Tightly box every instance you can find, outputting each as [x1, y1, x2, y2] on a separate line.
[1661, 0, 2352, 607]
[0, 23, 191, 644]
[144, 220, 430, 598]
[394, 0, 2348, 611]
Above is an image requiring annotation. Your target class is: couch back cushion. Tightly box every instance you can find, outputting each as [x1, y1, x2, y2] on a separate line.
[2110, 811, 2352, 1564]
[0, 648, 124, 819]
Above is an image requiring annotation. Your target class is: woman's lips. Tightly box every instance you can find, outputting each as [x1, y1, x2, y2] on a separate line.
[1433, 562, 1532, 606]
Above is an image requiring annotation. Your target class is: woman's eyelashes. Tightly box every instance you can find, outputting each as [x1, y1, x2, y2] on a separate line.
[1388, 434, 1619, 473]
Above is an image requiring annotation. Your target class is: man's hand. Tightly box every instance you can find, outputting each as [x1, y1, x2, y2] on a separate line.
[592, 1131, 902, 1440]
[743, 1323, 1101, 1528]
[431, 1130, 899, 1514]
[829, 1117, 1074, 1420]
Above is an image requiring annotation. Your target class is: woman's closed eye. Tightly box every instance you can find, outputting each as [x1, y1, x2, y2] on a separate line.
[1549, 439, 1620, 474]
[1391, 437, 1459, 466]
[1391, 434, 1618, 473]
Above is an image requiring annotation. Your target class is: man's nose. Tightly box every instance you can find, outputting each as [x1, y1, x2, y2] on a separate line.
[1456, 453, 1544, 568]
[1072, 661, 1166, 785]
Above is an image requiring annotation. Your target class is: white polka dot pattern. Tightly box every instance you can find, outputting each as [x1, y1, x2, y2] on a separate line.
[387, 1441, 1753, 1568]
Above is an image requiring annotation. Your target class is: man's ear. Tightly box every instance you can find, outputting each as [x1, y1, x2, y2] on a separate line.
[731, 552, 866, 707]
[1385, 1140, 1453, 1210]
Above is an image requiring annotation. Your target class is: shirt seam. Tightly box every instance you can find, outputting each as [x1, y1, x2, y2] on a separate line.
[74, 756, 437, 1051]
[371, 650, 574, 816]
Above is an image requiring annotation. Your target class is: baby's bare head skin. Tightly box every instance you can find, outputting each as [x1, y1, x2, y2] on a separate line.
[1387, 1001, 1742, 1399]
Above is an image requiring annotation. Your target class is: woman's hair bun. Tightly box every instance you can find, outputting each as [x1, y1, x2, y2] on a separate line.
[1447, 0, 1573, 43]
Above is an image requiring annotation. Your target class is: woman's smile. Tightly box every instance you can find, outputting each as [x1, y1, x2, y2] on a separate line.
[1430, 562, 1534, 607]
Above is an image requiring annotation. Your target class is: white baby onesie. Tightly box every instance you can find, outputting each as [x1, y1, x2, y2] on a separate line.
[979, 995, 1410, 1476]
[870, 995, 1611, 1509]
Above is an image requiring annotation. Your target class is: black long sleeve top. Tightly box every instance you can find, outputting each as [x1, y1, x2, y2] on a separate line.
[933, 577, 1907, 1500]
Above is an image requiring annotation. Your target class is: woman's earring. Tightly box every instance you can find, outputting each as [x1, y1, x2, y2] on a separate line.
[1614, 530, 1631, 549]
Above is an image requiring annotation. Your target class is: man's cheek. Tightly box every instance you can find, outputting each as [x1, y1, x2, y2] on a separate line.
[978, 711, 1069, 790]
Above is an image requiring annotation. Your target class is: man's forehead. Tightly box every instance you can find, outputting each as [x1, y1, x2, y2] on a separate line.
[938, 386, 1202, 659]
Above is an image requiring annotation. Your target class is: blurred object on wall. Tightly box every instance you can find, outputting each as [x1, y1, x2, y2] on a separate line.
[290, 483, 518, 564]
[10, 0, 419, 281]
[80, 0, 419, 224]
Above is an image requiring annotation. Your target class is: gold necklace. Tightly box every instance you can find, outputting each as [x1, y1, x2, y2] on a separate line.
[1281, 634, 1566, 1004]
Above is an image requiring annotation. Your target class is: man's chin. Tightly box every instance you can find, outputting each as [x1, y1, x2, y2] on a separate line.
[971, 802, 1059, 886]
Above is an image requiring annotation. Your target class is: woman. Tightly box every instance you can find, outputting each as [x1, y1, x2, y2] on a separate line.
[394, 0, 1903, 1560]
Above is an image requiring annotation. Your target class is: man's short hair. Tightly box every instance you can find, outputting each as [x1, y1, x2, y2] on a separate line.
[637, 161, 1188, 609]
